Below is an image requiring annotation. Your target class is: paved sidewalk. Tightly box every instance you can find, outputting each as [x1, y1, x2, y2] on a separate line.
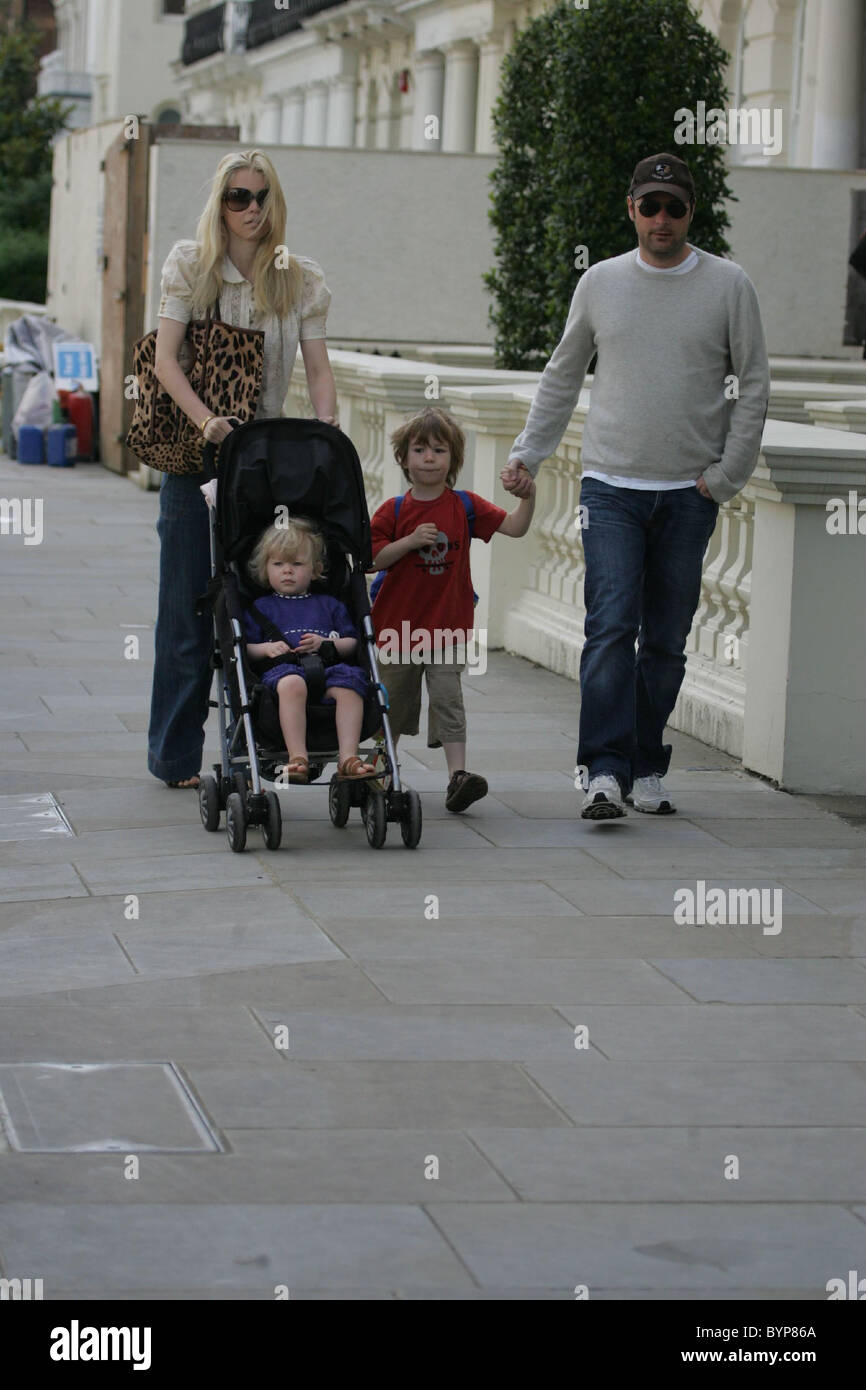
[1, 453, 865, 1301]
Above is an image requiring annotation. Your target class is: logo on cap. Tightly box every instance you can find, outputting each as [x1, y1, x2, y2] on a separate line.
[654, 162, 673, 179]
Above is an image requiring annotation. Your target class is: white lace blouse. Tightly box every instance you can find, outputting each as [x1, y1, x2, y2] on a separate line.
[158, 239, 331, 419]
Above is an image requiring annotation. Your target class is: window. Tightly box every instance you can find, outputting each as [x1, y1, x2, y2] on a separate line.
[162, 0, 185, 15]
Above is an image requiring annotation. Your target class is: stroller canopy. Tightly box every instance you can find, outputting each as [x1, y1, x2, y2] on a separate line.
[215, 418, 372, 569]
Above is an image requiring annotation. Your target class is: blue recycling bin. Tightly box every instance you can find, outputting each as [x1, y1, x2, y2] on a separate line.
[46, 423, 78, 467]
[17, 425, 45, 464]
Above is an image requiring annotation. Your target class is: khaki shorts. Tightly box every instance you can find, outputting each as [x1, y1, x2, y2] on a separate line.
[380, 657, 466, 748]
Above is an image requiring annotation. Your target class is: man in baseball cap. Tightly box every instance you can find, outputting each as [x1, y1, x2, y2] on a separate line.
[629, 152, 695, 204]
[501, 148, 769, 820]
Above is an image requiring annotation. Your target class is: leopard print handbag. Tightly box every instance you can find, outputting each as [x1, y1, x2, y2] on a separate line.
[125, 303, 264, 474]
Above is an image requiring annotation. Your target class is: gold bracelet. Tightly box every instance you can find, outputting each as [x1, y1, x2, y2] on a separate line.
[199, 414, 216, 434]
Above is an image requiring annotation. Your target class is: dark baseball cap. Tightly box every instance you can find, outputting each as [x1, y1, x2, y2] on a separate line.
[629, 152, 695, 204]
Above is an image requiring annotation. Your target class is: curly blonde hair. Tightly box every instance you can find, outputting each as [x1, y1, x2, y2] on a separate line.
[248, 517, 326, 588]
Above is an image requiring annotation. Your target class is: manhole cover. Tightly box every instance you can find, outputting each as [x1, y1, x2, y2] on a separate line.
[0, 794, 73, 842]
[0, 1063, 222, 1152]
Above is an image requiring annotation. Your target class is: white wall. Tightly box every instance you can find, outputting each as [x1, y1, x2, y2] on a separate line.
[727, 165, 866, 357]
[45, 120, 125, 345]
[145, 141, 498, 344]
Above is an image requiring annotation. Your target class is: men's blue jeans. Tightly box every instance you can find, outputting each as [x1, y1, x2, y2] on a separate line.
[577, 476, 719, 796]
[147, 473, 213, 782]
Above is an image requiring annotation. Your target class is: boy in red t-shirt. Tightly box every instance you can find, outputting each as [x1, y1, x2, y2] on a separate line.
[370, 407, 535, 812]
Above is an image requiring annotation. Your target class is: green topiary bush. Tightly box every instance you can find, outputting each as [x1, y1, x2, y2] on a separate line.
[485, 0, 734, 369]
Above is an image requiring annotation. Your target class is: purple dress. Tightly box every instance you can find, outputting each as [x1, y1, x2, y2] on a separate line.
[243, 592, 368, 700]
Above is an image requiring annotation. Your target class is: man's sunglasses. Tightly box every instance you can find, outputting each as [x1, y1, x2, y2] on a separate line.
[223, 187, 269, 211]
[635, 195, 690, 219]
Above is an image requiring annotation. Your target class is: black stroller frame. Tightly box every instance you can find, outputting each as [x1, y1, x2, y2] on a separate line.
[195, 418, 421, 852]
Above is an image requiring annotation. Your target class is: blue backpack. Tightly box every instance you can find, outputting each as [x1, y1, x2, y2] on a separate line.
[370, 489, 478, 605]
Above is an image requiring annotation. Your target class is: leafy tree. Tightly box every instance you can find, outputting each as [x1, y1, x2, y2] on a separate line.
[0, 16, 70, 303]
[485, 0, 733, 368]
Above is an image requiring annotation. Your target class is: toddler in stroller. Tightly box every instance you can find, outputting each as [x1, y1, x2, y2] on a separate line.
[243, 516, 377, 785]
[196, 416, 422, 853]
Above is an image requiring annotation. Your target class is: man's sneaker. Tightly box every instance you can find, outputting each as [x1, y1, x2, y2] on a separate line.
[626, 773, 676, 814]
[445, 770, 488, 813]
[581, 773, 626, 820]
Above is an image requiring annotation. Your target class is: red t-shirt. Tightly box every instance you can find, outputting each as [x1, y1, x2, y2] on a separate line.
[370, 488, 506, 650]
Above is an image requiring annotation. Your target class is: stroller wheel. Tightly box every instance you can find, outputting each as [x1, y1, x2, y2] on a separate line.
[199, 774, 221, 832]
[262, 791, 282, 851]
[225, 792, 247, 853]
[363, 791, 387, 849]
[328, 774, 351, 828]
[400, 787, 423, 849]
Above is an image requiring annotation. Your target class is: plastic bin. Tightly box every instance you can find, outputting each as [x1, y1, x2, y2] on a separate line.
[46, 422, 77, 467]
[17, 424, 45, 464]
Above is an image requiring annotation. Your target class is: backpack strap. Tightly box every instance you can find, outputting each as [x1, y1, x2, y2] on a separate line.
[369, 494, 404, 603]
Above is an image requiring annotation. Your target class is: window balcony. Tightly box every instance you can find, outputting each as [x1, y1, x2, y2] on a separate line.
[182, 0, 348, 63]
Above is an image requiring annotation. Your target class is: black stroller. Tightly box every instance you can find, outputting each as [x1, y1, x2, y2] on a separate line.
[196, 418, 421, 852]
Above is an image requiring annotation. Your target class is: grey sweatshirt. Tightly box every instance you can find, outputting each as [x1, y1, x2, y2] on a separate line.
[508, 248, 770, 504]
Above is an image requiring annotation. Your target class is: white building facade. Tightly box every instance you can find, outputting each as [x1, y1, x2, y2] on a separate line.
[173, 0, 866, 170]
[38, 0, 187, 129]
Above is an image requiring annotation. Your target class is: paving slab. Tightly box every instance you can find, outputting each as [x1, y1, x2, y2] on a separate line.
[468, 1126, 866, 1201]
[0, 1202, 473, 1292]
[358, 958, 690, 1005]
[428, 1202, 866, 1291]
[0, 1131, 514, 1204]
[520, 1060, 866, 1126]
[551, 1004, 866, 1060]
[649, 957, 866, 1004]
[183, 1061, 571, 1129]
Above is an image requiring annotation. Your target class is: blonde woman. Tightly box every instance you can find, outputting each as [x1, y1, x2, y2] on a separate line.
[147, 149, 337, 789]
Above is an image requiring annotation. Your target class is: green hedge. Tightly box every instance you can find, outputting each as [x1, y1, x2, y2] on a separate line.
[485, 0, 733, 369]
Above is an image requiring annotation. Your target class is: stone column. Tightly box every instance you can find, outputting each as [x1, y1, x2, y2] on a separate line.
[326, 73, 357, 147]
[812, 0, 864, 168]
[442, 39, 479, 153]
[475, 33, 504, 154]
[742, 420, 866, 791]
[281, 89, 305, 145]
[259, 96, 282, 145]
[413, 49, 444, 152]
[302, 80, 328, 146]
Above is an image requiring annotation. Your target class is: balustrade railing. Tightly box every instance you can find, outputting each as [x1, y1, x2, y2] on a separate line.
[280, 348, 864, 764]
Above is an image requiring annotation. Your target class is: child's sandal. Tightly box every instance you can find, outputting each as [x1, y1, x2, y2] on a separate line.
[278, 755, 309, 785]
[337, 755, 379, 781]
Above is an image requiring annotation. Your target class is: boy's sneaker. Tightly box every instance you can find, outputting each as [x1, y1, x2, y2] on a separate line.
[581, 773, 625, 820]
[625, 773, 676, 814]
[445, 770, 488, 813]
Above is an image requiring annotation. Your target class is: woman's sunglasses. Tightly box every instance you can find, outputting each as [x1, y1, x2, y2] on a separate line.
[636, 195, 689, 219]
[223, 187, 269, 212]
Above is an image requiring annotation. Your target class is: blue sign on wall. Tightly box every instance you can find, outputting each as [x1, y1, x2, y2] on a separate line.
[52, 342, 98, 390]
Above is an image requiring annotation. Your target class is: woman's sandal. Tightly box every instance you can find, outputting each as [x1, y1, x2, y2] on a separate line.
[278, 755, 309, 785]
[337, 755, 380, 781]
[166, 775, 200, 790]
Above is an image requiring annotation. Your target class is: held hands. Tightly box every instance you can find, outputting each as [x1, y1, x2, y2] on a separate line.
[500, 462, 534, 498]
[410, 523, 441, 549]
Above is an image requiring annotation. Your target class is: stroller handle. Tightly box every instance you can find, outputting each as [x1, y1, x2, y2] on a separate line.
[201, 418, 241, 483]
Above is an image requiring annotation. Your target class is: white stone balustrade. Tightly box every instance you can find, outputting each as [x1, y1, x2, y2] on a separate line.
[283, 349, 866, 792]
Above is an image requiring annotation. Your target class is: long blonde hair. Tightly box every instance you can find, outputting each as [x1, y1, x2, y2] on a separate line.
[191, 149, 303, 319]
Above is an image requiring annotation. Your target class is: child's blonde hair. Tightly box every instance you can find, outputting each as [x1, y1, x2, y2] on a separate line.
[390, 406, 465, 488]
[248, 517, 326, 588]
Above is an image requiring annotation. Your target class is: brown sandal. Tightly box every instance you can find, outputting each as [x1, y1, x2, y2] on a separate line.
[277, 755, 309, 785]
[337, 755, 379, 781]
